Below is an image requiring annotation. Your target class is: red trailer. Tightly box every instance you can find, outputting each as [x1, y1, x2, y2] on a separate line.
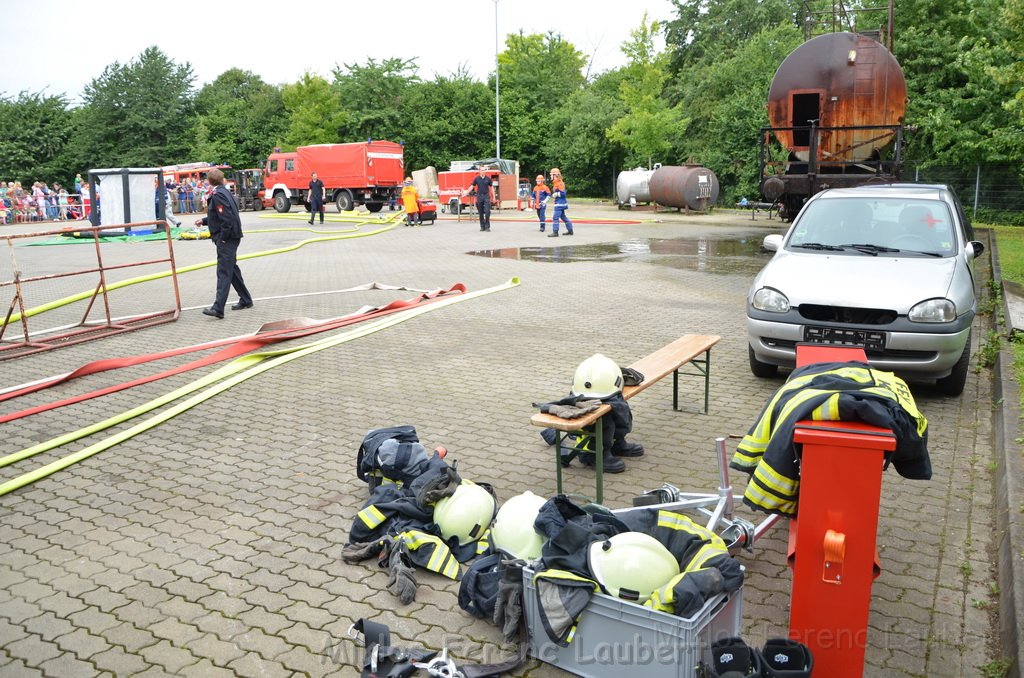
[263, 141, 405, 213]
[437, 161, 521, 214]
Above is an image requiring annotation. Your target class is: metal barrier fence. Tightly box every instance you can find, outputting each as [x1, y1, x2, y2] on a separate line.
[0, 220, 182, 360]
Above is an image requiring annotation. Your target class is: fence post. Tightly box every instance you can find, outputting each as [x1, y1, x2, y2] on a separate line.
[974, 164, 980, 220]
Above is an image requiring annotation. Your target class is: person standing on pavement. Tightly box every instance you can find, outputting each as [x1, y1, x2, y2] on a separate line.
[464, 167, 493, 231]
[196, 168, 253, 319]
[308, 171, 325, 224]
[532, 174, 550, 232]
[548, 168, 573, 237]
[400, 177, 421, 226]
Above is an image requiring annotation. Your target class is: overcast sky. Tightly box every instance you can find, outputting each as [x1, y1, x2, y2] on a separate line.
[0, 0, 677, 104]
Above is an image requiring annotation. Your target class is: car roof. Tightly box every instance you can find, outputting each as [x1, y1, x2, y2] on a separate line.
[814, 183, 952, 201]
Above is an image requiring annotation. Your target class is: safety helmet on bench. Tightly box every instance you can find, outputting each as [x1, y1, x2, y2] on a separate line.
[572, 354, 623, 399]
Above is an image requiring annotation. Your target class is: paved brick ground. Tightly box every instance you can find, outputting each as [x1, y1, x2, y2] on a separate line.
[0, 204, 1002, 677]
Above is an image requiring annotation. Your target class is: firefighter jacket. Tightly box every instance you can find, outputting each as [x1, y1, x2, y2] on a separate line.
[400, 185, 420, 214]
[551, 179, 569, 207]
[532, 183, 550, 209]
[731, 361, 930, 517]
[200, 185, 243, 242]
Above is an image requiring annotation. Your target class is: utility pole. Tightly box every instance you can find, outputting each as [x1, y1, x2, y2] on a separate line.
[494, 0, 501, 159]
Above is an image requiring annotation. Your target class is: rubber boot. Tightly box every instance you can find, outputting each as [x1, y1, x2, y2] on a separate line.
[611, 439, 645, 457]
[758, 638, 813, 677]
[578, 450, 626, 473]
[698, 636, 761, 678]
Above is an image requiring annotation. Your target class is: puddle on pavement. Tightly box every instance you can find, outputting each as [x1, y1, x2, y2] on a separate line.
[468, 236, 772, 274]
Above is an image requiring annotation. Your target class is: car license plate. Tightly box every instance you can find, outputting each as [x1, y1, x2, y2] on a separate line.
[803, 326, 885, 350]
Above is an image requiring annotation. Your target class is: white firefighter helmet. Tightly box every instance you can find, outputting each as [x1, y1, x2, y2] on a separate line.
[432, 480, 497, 546]
[572, 354, 623, 399]
[491, 491, 548, 560]
[587, 532, 680, 602]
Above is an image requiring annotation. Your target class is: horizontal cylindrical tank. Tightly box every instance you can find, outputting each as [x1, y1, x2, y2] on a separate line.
[616, 167, 656, 205]
[768, 31, 906, 162]
[649, 165, 720, 211]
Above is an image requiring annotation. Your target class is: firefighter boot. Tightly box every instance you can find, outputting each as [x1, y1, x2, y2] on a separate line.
[611, 438, 645, 457]
[578, 450, 626, 473]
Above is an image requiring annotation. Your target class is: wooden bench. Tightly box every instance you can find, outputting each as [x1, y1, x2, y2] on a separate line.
[530, 334, 722, 503]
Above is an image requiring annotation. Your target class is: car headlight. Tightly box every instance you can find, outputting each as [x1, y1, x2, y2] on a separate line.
[752, 287, 790, 313]
[909, 298, 956, 322]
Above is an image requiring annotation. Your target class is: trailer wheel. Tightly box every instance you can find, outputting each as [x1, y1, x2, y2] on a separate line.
[366, 202, 384, 213]
[253, 198, 263, 211]
[448, 199, 461, 215]
[273, 192, 290, 213]
[336, 190, 354, 212]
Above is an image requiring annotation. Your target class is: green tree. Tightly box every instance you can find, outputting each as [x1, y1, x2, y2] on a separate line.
[895, 0, 1019, 166]
[606, 14, 688, 168]
[545, 76, 626, 196]
[280, 72, 347, 147]
[497, 32, 586, 171]
[192, 69, 287, 168]
[0, 92, 74, 185]
[333, 58, 419, 142]
[664, 0, 798, 70]
[72, 46, 195, 168]
[396, 70, 494, 172]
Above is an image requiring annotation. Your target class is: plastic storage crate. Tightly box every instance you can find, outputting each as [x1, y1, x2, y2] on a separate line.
[523, 567, 742, 678]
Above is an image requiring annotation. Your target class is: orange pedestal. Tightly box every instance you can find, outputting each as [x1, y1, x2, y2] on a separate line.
[788, 344, 895, 677]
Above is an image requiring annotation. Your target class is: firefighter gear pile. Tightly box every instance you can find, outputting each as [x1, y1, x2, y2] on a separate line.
[345, 426, 497, 602]
[731, 361, 931, 517]
[527, 495, 744, 645]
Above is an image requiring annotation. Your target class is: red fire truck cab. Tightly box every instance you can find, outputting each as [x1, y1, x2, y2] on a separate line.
[264, 141, 405, 213]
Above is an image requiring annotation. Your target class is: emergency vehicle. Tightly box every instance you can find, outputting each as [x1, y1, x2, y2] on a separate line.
[263, 142, 405, 213]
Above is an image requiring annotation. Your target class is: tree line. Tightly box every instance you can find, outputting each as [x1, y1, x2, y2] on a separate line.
[0, 0, 1019, 204]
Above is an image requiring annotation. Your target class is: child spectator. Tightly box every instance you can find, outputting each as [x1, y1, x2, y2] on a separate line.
[58, 187, 69, 220]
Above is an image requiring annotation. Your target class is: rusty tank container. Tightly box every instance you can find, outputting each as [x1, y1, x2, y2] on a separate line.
[649, 165, 720, 211]
[767, 31, 906, 163]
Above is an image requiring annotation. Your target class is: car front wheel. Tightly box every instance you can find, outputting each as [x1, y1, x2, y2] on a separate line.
[935, 331, 971, 396]
[749, 345, 778, 378]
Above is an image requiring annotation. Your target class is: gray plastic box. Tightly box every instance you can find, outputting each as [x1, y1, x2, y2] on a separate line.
[523, 567, 742, 678]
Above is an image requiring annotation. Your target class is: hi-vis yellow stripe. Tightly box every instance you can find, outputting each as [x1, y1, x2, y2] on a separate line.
[744, 478, 797, 515]
[357, 505, 386, 529]
[753, 460, 799, 497]
[657, 511, 726, 550]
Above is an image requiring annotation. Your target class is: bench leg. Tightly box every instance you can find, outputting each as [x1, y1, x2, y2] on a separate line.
[555, 431, 564, 495]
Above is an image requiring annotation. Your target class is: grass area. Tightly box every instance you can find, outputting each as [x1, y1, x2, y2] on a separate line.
[983, 224, 1024, 415]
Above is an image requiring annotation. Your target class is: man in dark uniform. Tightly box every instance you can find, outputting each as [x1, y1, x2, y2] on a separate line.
[196, 168, 253, 319]
[464, 167, 493, 231]
[309, 171, 325, 224]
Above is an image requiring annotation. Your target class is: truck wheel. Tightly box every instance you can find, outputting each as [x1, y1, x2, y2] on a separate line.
[336, 191, 354, 212]
[366, 203, 383, 213]
[448, 199, 461, 215]
[273, 192, 290, 213]
[253, 198, 263, 211]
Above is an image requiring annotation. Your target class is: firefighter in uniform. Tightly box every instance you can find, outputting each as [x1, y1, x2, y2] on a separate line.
[197, 168, 253, 318]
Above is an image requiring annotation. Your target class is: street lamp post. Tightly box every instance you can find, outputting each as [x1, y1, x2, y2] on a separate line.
[494, 0, 501, 160]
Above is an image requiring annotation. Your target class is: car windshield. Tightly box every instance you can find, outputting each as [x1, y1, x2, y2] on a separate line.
[789, 196, 956, 256]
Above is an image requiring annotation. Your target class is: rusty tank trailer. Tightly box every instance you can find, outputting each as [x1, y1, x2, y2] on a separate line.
[759, 31, 908, 220]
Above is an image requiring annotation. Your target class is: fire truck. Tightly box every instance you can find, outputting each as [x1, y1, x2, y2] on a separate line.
[437, 159, 522, 214]
[263, 141, 405, 213]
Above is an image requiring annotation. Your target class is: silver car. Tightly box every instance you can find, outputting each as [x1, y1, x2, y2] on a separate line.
[746, 184, 985, 395]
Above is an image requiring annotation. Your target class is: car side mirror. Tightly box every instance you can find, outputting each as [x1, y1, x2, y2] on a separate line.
[967, 241, 985, 260]
[763, 234, 783, 252]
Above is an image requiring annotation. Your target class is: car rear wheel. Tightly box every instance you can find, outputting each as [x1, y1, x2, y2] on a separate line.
[935, 331, 971, 396]
[749, 345, 778, 378]
[273, 192, 290, 213]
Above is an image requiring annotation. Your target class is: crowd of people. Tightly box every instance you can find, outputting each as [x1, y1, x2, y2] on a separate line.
[0, 180, 86, 225]
[0, 173, 218, 226]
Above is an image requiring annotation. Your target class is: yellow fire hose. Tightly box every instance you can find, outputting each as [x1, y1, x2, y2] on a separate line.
[0, 277, 520, 496]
